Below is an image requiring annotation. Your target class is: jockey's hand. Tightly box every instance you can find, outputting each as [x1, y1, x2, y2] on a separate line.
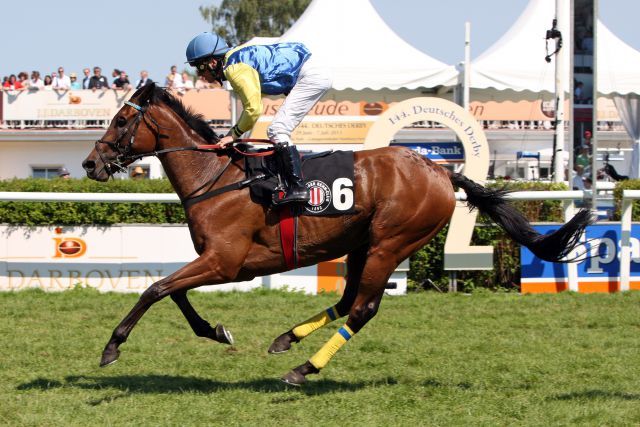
[216, 135, 235, 149]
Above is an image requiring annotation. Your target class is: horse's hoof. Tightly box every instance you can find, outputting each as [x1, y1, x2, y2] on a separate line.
[281, 370, 306, 387]
[268, 331, 298, 354]
[215, 323, 234, 345]
[100, 348, 120, 367]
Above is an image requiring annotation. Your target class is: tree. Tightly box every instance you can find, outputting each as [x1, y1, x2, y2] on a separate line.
[199, 0, 311, 45]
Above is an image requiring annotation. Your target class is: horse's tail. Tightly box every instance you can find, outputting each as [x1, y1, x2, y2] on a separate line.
[449, 172, 594, 263]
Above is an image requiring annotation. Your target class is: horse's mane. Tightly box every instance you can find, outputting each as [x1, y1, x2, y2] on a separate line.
[144, 86, 219, 143]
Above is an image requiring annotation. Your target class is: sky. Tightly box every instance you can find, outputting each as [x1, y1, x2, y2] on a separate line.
[1, 0, 639, 83]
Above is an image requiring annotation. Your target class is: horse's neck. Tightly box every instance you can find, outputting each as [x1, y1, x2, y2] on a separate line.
[155, 118, 228, 201]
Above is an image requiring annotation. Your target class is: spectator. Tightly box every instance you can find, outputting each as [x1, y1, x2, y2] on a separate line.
[52, 67, 71, 90]
[165, 65, 183, 88]
[194, 75, 212, 89]
[182, 72, 194, 89]
[575, 145, 591, 171]
[130, 166, 146, 179]
[82, 68, 91, 89]
[1, 76, 7, 87]
[17, 72, 29, 88]
[574, 81, 585, 104]
[58, 167, 71, 179]
[3, 74, 23, 90]
[70, 73, 82, 89]
[583, 130, 592, 148]
[88, 66, 109, 90]
[572, 165, 586, 191]
[43, 75, 53, 90]
[112, 70, 131, 90]
[29, 71, 45, 90]
[135, 70, 153, 89]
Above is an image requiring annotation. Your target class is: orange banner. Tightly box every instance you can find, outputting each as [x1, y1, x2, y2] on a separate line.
[251, 119, 373, 143]
[261, 98, 390, 117]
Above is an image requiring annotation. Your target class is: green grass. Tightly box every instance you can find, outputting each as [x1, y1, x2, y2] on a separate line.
[1, 288, 639, 426]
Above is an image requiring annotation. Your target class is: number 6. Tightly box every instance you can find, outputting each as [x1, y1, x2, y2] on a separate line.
[332, 178, 354, 211]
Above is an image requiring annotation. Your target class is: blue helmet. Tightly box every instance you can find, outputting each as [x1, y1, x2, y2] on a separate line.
[186, 32, 231, 64]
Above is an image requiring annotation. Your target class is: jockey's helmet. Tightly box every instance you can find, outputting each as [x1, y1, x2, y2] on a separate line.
[186, 32, 231, 65]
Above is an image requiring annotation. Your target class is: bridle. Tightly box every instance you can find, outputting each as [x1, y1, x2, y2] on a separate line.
[92, 95, 285, 208]
[94, 98, 276, 179]
[94, 100, 173, 176]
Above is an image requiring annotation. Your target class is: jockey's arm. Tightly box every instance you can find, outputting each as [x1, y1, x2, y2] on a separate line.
[224, 63, 263, 139]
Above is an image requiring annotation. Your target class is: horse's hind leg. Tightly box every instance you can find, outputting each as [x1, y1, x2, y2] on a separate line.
[170, 291, 234, 345]
[268, 245, 367, 354]
[281, 249, 394, 386]
[280, 220, 449, 386]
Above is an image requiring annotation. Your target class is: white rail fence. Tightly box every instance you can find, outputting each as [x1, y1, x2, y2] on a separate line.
[1, 189, 638, 292]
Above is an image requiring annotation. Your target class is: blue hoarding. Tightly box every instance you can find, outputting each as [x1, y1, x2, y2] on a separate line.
[391, 142, 465, 163]
[521, 223, 640, 293]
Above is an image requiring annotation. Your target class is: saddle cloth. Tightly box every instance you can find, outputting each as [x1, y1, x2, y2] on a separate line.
[246, 150, 356, 216]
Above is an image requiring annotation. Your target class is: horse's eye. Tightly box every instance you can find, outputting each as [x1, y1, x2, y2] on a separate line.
[116, 116, 127, 127]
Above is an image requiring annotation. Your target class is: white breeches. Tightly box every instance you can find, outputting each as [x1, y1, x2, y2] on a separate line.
[267, 56, 332, 145]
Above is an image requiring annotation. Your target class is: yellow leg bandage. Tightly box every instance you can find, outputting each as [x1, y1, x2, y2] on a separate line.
[309, 325, 355, 370]
[292, 306, 339, 340]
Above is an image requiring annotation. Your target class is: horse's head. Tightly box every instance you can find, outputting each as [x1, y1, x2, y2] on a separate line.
[82, 83, 162, 181]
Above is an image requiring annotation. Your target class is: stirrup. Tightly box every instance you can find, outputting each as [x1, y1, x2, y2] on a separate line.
[272, 186, 310, 206]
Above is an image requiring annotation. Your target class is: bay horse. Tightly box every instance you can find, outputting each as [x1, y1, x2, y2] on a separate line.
[82, 83, 592, 386]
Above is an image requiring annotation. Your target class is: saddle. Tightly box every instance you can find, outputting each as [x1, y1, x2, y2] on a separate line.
[183, 144, 356, 271]
[243, 147, 356, 216]
[243, 145, 356, 271]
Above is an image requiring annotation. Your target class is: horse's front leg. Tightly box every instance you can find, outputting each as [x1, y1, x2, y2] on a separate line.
[100, 252, 241, 367]
[170, 291, 234, 345]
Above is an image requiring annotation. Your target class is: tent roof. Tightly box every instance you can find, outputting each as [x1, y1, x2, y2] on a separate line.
[597, 23, 640, 95]
[249, 0, 457, 91]
[467, 0, 569, 93]
[466, 0, 640, 96]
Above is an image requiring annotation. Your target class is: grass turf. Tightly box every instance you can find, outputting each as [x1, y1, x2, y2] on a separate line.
[1, 288, 639, 426]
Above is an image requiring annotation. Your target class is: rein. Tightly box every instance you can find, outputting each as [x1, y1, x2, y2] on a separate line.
[95, 97, 277, 208]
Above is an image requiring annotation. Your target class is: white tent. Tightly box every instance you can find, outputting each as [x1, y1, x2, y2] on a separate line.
[249, 0, 457, 91]
[465, 0, 640, 96]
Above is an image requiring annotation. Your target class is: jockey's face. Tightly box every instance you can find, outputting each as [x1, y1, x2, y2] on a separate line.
[197, 58, 221, 83]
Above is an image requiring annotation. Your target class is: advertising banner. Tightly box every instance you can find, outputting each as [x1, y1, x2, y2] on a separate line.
[251, 117, 374, 144]
[521, 223, 640, 293]
[1, 89, 231, 121]
[0, 225, 375, 294]
[391, 142, 465, 163]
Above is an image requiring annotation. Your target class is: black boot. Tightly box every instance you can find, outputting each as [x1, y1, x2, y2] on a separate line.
[273, 145, 310, 205]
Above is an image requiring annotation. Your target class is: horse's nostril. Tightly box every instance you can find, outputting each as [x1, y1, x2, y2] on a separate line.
[83, 159, 96, 171]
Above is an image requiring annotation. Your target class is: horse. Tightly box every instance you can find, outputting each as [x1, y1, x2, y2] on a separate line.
[82, 83, 593, 386]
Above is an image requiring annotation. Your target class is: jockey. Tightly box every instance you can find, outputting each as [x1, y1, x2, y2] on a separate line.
[186, 32, 332, 205]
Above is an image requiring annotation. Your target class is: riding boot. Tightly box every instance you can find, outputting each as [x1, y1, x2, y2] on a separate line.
[273, 144, 310, 205]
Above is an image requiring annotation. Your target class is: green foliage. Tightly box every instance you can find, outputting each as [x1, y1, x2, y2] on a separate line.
[612, 179, 640, 220]
[2, 289, 640, 425]
[199, 0, 311, 45]
[0, 178, 185, 225]
[409, 181, 568, 292]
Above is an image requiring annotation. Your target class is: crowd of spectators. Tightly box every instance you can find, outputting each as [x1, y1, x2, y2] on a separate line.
[2, 65, 219, 92]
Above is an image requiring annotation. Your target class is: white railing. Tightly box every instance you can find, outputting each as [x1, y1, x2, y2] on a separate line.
[0, 192, 180, 203]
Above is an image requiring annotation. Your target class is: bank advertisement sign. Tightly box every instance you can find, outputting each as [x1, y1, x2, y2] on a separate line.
[391, 142, 465, 163]
[521, 223, 640, 293]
